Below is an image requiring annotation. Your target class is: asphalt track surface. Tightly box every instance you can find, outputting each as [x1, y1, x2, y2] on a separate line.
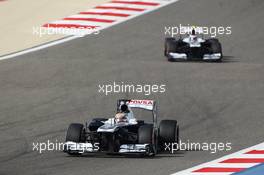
[0, 0, 264, 174]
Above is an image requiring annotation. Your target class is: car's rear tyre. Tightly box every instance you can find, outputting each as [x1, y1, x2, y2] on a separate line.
[66, 123, 84, 142]
[159, 120, 179, 151]
[88, 118, 107, 131]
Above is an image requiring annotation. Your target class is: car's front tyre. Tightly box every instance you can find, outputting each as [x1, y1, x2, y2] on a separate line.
[159, 120, 179, 152]
[206, 39, 223, 62]
[65, 123, 84, 155]
[138, 124, 156, 157]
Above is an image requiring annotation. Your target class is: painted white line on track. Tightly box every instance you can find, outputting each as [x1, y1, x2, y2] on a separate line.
[0, 36, 78, 61]
[49, 20, 111, 26]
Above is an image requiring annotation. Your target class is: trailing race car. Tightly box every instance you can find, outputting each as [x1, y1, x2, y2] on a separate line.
[164, 28, 223, 62]
[64, 99, 179, 157]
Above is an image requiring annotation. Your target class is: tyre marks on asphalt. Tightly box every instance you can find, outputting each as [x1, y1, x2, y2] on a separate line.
[172, 142, 264, 175]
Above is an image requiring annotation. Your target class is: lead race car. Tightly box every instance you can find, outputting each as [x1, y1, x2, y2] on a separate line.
[64, 99, 179, 157]
[164, 27, 223, 62]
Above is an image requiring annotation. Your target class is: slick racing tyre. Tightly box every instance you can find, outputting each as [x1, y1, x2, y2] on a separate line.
[88, 118, 107, 131]
[207, 39, 223, 62]
[138, 124, 156, 156]
[164, 37, 176, 57]
[66, 123, 84, 142]
[159, 120, 179, 151]
[138, 124, 153, 144]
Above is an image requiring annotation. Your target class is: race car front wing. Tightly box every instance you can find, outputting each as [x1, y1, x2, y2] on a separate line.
[168, 52, 222, 60]
[64, 141, 152, 154]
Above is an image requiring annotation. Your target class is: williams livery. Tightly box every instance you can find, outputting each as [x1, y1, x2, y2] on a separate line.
[164, 28, 223, 62]
[64, 99, 179, 157]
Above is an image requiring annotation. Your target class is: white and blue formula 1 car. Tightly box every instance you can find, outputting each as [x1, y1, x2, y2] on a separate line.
[164, 28, 223, 62]
[64, 99, 179, 157]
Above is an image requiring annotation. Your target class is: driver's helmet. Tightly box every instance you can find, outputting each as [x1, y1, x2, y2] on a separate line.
[120, 104, 129, 113]
[191, 28, 196, 35]
[118, 103, 135, 121]
[189, 28, 197, 42]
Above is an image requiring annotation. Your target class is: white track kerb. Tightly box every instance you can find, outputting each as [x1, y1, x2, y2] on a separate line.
[0, 0, 179, 61]
[173, 142, 264, 175]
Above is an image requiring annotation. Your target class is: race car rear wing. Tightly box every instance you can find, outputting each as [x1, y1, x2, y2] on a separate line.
[117, 99, 156, 111]
[176, 26, 205, 40]
[180, 26, 204, 35]
[117, 99, 158, 126]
